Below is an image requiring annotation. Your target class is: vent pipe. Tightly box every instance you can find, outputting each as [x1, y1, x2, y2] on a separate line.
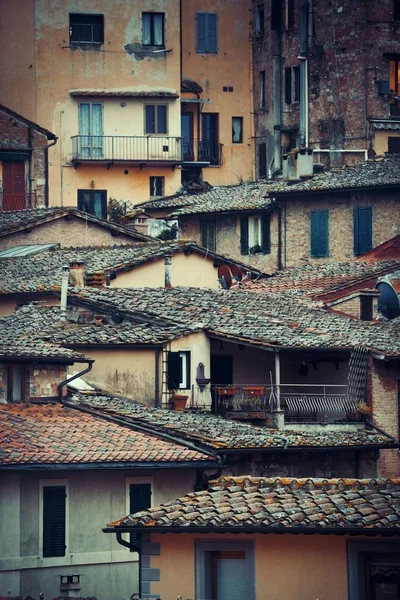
[60, 264, 69, 322]
[164, 255, 172, 288]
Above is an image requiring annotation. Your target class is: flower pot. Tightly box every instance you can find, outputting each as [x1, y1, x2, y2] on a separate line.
[216, 387, 238, 396]
[171, 394, 188, 411]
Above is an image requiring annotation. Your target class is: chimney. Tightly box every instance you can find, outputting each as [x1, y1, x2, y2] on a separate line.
[60, 264, 69, 322]
[164, 255, 172, 288]
[59, 574, 81, 598]
[69, 261, 85, 288]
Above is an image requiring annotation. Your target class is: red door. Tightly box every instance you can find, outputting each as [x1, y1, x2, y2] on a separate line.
[2, 162, 26, 210]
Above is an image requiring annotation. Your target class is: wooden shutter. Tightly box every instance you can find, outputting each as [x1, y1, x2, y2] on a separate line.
[43, 486, 66, 557]
[196, 13, 207, 53]
[196, 13, 218, 53]
[354, 207, 372, 256]
[261, 214, 271, 253]
[285, 67, 292, 104]
[167, 351, 182, 389]
[310, 210, 329, 258]
[201, 220, 216, 251]
[240, 216, 249, 255]
[129, 483, 152, 549]
[207, 13, 218, 53]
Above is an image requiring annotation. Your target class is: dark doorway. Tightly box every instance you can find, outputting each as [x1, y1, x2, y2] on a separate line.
[3, 161, 26, 210]
[201, 113, 220, 164]
[211, 355, 233, 385]
[181, 112, 194, 161]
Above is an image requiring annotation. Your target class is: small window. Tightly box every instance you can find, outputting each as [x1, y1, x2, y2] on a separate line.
[353, 207, 372, 256]
[286, 0, 295, 29]
[150, 176, 164, 197]
[4, 364, 26, 403]
[394, 0, 400, 20]
[232, 117, 243, 143]
[69, 14, 104, 44]
[77, 189, 107, 220]
[145, 105, 168, 134]
[129, 483, 152, 550]
[271, 0, 282, 30]
[258, 142, 267, 178]
[388, 137, 400, 153]
[255, 4, 265, 37]
[167, 351, 191, 390]
[142, 13, 165, 46]
[310, 210, 329, 258]
[285, 66, 300, 104]
[200, 220, 216, 252]
[42, 485, 66, 557]
[196, 13, 218, 53]
[360, 296, 373, 321]
[240, 214, 270, 255]
[260, 71, 266, 108]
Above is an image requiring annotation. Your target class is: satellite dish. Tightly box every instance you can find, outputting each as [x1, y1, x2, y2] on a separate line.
[377, 276, 400, 320]
[230, 264, 244, 282]
[217, 264, 232, 289]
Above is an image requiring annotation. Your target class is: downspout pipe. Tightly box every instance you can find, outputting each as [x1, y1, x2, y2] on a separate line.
[154, 347, 161, 408]
[365, 419, 398, 445]
[58, 360, 94, 402]
[44, 137, 58, 208]
[28, 126, 33, 209]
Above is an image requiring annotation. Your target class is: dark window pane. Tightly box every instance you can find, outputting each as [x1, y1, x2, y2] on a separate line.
[43, 486, 66, 557]
[129, 484, 151, 549]
[258, 142, 267, 177]
[145, 105, 155, 133]
[69, 14, 104, 44]
[271, 0, 282, 29]
[157, 105, 167, 133]
[142, 13, 151, 45]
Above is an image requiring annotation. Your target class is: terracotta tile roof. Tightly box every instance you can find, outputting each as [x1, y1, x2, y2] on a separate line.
[111, 476, 400, 532]
[69, 89, 179, 98]
[139, 181, 275, 216]
[0, 208, 150, 241]
[271, 155, 400, 195]
[71, 393, 395, 450]
[0, 103, 56, 139]
[0, 403, 213, 467]
[71, 286, 400, 356]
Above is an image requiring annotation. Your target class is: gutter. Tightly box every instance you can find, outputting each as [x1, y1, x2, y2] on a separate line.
[365, 419, 398, 445]
[58, 359, 94, 402]
[0, 460, 217, 472]
[44, 137, 58, 208]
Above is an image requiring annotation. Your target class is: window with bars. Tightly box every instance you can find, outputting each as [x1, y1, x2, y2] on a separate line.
[142, 13, 165, 46]
[42, 485, 66, 557]
[200, 220, 216, 251]
[310, 210, 329, 258]
[69, 14, 104, 44]
[145, 105, 168, 134]
[150, 176, 164, 197]
[196, 13, 218, 53]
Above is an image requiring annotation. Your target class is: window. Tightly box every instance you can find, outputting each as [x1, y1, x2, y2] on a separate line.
[69, 14, 104, 44]
[258, 142, 267, 178]
[260, 71, 266, 108]
[310, 210, 329, 258]
[271, 0, 282, 30]
[232, 117, 243, 143]
[145, 105, 168, 134]
[4, 364, 26, 403]
[389, 58, 400, 116]
[388, 137, 400, 153]
[167, 351, 191, 390]
[78, 189, 107, 220]
[255, 4, 265, 36]
[42, 485, 66, 557]
[200, 220, 216, 251]
[394, 0, 400, 20]
[129, 482, 152, 550]
[353, 207, 372, 256]
[196, 13, 218, 54]
[360, 295, 373, 321]
[195, 541, 255, 600]
[78, 103, 103, 159]
[240, 214, 270, 255]
[285, 66, 300, 104]
[142, 13, 164, 46]
[201, 114, 220, 165]
[347, 541, 400, 600]
[150, 176, 164, 197]
[286, 0, 295, 29]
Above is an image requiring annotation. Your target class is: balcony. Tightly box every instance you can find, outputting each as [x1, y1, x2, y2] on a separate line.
[189, 383, 365, 424]
[182, 140, 223, 166]
[0, 190, 37, 211]
[71, 135, 182, 166]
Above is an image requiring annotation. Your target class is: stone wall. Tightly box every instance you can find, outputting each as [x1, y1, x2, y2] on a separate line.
[0, 363, 68, 402]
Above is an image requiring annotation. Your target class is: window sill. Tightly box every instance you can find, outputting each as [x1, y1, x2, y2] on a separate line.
[70, 41, 104, 46]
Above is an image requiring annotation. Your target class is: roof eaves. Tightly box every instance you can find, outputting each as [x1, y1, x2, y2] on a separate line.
[0, 103, 57, 139]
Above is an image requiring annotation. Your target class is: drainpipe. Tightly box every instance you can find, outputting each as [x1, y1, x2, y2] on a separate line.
[27, 125, 33, 209]
[60, 264, 69, 322]
[44, 137, 58, 208]
[273, 51, 282, 175]
[299, 0, 308, 148]
[58, 360, 94, 402]
[365, 419, 397, 444]
[154, 347, 161, 407]
[277, 204, 282, 271]
[164, 255, 172, 287]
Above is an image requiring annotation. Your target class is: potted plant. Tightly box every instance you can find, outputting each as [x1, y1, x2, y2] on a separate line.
[170, 391, 189, 411]
[249, 244, 262, 255]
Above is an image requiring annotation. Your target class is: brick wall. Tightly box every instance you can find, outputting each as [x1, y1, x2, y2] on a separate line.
[0, 217, 137, 250]
[329, 296, 361, 319]
[370, 358, 400, 477]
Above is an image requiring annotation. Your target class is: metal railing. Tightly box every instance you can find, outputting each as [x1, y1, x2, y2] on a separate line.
[390, 100, 400, 117]
[210, 383, 364, 424]
[182, 139, 223, 165]
[0, 189, 37, 211]
[71, 135, 182, 162]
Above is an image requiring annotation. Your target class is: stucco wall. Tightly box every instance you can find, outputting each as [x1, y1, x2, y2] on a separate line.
[149, 532, 348, 600]
[0, 468, 196, 600]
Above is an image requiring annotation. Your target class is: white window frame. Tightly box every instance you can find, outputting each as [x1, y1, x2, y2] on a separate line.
[39, 479, 69, 559]
[179, 351, 189, 389]
[248, 216, 262, 248]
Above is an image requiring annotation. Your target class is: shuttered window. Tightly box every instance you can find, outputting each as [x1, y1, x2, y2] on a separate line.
[43, 486, 66, 557]
[167, 352, 191, 389]
[196, 13, 218, 54]
[310, 210, 329, 258]
[353, 207, 372, 256]
[200, 220, 216, 251]
[129, 484, 152, 550]
[258, 142, 267, 178]
[241, 215, 270, 255]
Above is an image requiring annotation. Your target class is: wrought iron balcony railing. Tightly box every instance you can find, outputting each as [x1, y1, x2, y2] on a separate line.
[0, 189, 37, 211]
[71, 135, 182, 163]
[182, 139, 223, 166]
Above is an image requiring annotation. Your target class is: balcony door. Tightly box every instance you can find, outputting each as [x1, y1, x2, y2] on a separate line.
[181, 112, 194, 161]
[2, 161, 26, 210]
[201, 113, 219, 164]
[78, 103, 103, 159]
[78, 189, 107, 220]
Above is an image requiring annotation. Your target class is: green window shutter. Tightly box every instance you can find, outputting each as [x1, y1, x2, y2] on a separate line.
[167, 351, 182, 389]
[310, 210, 329, 258]
[196, 13, 218, 53]
[196, 13, 207, 52]
[354, 207, 372, 256]
[261, 214, 271, 253]
[129, 484, 152, 550]
[240, 216, 249, 255]
[43, 486, 66, 557]
[207, 13, 218, 53]
[200, 220, 216, 251]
